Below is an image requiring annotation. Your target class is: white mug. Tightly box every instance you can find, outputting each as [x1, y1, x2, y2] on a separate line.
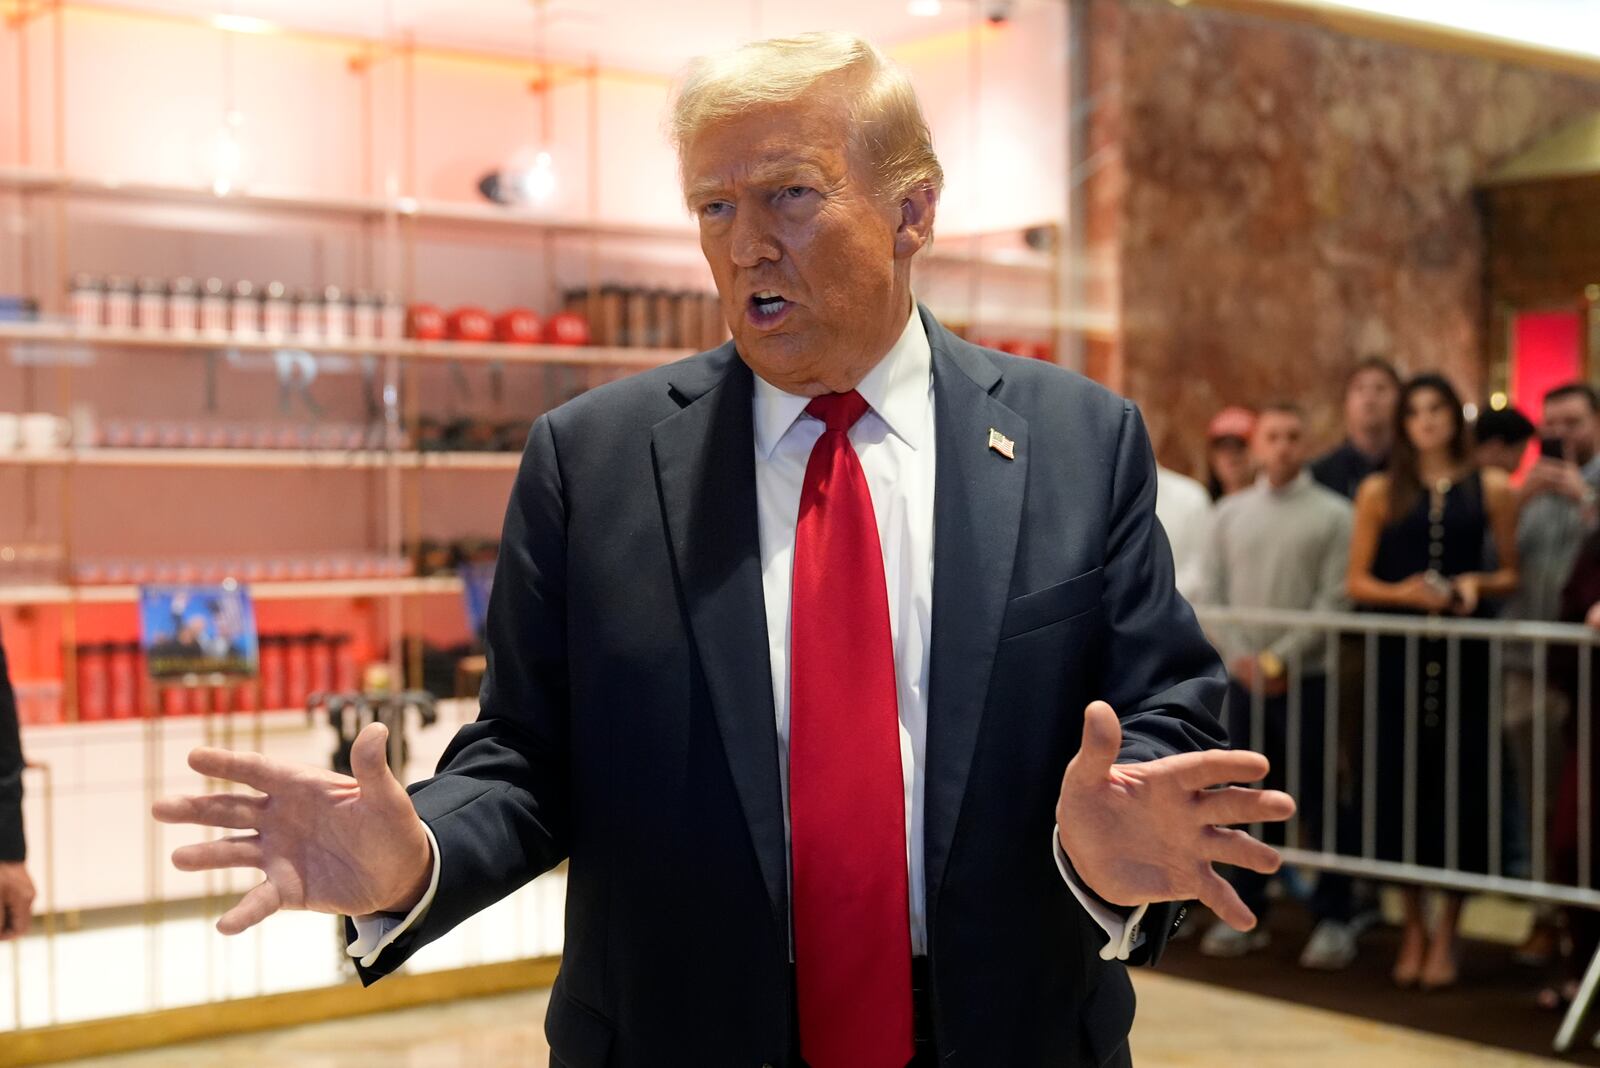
[19, 412, 67, 453]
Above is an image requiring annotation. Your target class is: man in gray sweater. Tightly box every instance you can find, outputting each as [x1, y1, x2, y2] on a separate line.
[1197, 403, 1357, 970]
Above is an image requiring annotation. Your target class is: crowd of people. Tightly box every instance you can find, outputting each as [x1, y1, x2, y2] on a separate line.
[1161, 356, 1600, 1010]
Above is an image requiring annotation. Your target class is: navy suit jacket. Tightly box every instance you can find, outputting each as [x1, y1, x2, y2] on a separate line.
[353, 306, 1228, 1067]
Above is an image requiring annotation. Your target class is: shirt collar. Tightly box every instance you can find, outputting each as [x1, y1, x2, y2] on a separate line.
[1255, 469, 1313, 496]
[751, 302, 930, 461]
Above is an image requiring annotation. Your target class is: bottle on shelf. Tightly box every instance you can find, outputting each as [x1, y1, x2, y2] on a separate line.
[322, 285, 348, 343]
[259, 634, 287, 710]
[262, 281, 292, 339]
[104, 276, 136, 330]
[231, 280, 260, 338]
[200, 277, 229, 336]
[379, 291, 405, 341]
[650, 289, 676, 348]
[294, 286, 322, 343]
[76, 643, 110, 722]
[169, 277, 199, 336]
[68, 274, 103, 329]
[350, 290, 378, 342]
[136, 277, 167, 334]
[109, 641, 139, 720]
[624, 287, 650, 349]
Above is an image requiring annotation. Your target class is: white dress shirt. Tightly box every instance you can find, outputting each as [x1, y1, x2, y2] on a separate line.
[351, 304, 1146, 967]
[1155, 466, 1213, 603]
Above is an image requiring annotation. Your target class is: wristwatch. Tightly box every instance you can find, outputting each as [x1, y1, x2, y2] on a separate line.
[1257, 650, 1286, 681]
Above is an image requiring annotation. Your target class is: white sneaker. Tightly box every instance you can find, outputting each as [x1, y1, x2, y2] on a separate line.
[1199, 922, 1270, 958]
[1298, 919, 1359, 970]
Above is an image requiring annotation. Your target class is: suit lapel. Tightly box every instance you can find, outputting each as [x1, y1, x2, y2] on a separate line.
[651, 347, 788, 929]
[921, 312, 1030, 934]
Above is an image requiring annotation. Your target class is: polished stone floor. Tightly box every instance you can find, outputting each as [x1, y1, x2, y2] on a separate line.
[47, 970, 1564, 1067]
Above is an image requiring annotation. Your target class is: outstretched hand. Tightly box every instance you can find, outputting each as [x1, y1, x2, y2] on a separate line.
[1056, 701, 1295, 932]
[152, 722, 432, 935]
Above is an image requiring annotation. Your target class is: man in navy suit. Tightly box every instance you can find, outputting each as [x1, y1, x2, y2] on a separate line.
[156, 32, 1292, 1067]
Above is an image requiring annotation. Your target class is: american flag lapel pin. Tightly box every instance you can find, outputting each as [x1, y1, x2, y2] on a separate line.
[987, 427, 1015, 460]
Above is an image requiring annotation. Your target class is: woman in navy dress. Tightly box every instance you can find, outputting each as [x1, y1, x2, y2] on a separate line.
[1348, 374, 1519, 990]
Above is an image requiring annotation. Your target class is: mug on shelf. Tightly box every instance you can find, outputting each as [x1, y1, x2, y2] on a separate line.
[19, 412, 69, 454]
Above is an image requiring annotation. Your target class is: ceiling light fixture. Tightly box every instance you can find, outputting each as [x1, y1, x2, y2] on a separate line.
[211, 13, 277, 34]
[908, 0, 943, 15]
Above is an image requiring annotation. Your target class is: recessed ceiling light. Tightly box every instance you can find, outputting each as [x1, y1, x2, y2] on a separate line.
[211, 13, 277, 34]
[908, 0, 943, 16]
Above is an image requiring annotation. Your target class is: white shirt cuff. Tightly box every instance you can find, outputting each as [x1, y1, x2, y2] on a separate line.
[1052, 826, 1149, 961]
[347, 822, 441, 969]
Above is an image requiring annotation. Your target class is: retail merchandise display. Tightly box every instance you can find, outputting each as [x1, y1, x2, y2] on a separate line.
[412, 536, 499, 577]
[67, 275, 402, 342]
[31, 278, 740, 353]
[85, 418, 394, 452]
[309, 666, 438, 777]
[971, 335, 1055, 361]
[0, 412, 553, 456]
[563, 286, 726, 350]
[0, 412, 71, 454]
[0, 294, 41, 321]
[56, 629, 366, 725]
[70, 552, 414, 586]
[414, 415, 530, 453]
[59, 275, 657, 351]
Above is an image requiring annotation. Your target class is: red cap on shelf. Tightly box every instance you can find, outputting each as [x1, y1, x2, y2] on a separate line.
[545, 311, 591, 347]
[495, 308, 543, 344]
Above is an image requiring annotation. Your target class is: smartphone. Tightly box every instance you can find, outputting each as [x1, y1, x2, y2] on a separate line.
[1541, 436, 1567, 461]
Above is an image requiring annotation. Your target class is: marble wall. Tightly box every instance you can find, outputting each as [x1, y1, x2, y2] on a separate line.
[1085, 0, 1600, 476]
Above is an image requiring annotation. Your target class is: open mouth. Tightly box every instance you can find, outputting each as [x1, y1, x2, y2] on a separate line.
[747, 290, 793, 327]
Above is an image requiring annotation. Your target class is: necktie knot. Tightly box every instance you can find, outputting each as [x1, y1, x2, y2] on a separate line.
[805, 391, 870, 434]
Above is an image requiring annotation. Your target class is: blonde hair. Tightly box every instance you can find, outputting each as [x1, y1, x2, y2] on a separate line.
[670, 31, 944, 204]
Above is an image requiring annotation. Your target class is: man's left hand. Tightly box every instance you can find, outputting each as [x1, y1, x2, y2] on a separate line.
[1229, 656, 1287, 699]
[0, 862, 35, 940]
[1056, 701, 1295, 933]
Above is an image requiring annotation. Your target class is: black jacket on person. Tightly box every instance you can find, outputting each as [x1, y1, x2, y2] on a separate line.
[1309, 440, 1389, 501]
[349, 307, 1228, 1067]
[0, 625, 23, 861]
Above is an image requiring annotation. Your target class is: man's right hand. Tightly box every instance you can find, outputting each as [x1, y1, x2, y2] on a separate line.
[0, 861, 35, 940]
[1525, 458, 1586, 503]
[152, 722, 432, 935]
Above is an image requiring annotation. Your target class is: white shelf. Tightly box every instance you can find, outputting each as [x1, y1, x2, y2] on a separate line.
[414, 451, 523, 470]
[0, 575, 464, 606]
[0, 321, 693, 367]
[0, 448, 522, 471]
[0, 166, 1056, 275]
[21, 707, 318, 740]
[0, 166, 698, 238]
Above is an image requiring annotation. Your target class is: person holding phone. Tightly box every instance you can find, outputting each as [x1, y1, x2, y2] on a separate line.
[1497, 383, 1600, 965]
[1347, 373, 1520, 991]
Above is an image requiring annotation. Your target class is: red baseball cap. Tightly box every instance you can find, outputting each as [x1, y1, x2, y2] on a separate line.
[1207, 406, 1257, 442]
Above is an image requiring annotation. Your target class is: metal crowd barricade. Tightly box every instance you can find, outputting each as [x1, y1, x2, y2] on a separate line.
[1192, 604, 1600, 1052]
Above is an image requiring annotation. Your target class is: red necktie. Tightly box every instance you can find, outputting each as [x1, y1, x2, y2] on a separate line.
[789, 391, 914, 1068]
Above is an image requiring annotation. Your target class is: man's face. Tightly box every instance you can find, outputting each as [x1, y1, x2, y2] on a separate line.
[1346, 368, 1399, 437]
[682, 91, 931, 396]
[1543, 394, 1599, 465]
[1208, 438, 1253, 495]
[1475, 438, 1529, 473]
[1252, 411, 1305, 487]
